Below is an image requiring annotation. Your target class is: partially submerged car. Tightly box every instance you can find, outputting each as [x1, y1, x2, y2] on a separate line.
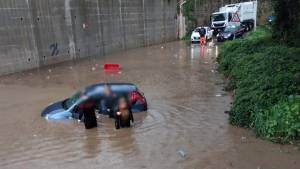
[216, 24, 245, 42]
[191, 27, 214, 43]
[41, 83, 147, 120]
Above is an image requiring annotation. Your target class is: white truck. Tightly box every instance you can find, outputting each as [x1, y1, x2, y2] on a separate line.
[211, 1, 257, 34]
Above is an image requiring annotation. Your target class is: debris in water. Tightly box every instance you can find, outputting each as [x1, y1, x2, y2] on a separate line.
[92, 67, 96, 71]
[46, 76, 50, 80]
[177, 149, 187, 158]
[215, 94, 222, 97]
[241, 136, 247, 142]
[69, 66, 73, 70]
[48, 69, 52, 73]
[211, 70, 215, 73]
[224, 111, 231, 115]
[161, 46, 164, 49]
[33, 134, 37, 137]
[103, 63, 121, 71]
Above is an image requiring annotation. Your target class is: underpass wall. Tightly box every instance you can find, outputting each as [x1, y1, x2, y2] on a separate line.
[0, 0, 178, 75]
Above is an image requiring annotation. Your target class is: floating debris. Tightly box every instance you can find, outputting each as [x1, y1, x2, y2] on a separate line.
[241, 136, 247, 142]
[177, 149, 187, 158]
[215, 94, 222, 97]
[224, 111, 231, 115]
[46, 76, 50, 80]
[92, 67, 96, 71]
[48, 69, 52, 73]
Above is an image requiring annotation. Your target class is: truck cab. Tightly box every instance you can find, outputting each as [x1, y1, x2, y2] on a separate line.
[211, 1, 257, 34]
[211, 4, 239, 33]
[211, 12, 233, 33]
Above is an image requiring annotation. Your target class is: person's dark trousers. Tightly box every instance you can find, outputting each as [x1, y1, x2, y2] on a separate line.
[83, 107, 97, 129]
[115, 116, 121, 129]
[114, 114, 131, 129]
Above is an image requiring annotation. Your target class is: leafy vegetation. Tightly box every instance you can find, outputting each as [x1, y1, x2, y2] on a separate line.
[218, 26, 300, 143]
[253, 96, 300, 143]
[272, 0, 300, 47]
[177, 0, 202, 36]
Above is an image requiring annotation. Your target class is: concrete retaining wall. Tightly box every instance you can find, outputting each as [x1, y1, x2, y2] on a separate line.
[0, 0, 178, 75]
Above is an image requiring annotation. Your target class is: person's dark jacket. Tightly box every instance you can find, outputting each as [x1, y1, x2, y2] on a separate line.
[198, 28, 206, 37]
[79, 100, 97, 129]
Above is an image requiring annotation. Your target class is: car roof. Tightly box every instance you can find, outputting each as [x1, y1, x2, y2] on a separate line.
[86, 83, 138, 94]
[196, 26, 209, 29]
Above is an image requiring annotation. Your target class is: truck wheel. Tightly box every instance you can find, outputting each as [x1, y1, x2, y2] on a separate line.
[249, 23, 253, 31]
[246, 25, 250, 32]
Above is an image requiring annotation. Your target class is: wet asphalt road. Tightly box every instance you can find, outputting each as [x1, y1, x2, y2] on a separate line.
[0, 41, 299, 169]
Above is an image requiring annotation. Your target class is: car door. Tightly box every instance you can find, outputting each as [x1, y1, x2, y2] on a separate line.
[237, 26, 245, 37]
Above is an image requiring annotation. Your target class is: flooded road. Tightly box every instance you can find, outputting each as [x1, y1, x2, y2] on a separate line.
[0, 41, 299, 169]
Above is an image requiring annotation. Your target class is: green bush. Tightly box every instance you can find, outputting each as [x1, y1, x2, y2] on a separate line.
[272, 0, 300, 47]
[218, 26, 300, 143]
[252, 97, 300, 143]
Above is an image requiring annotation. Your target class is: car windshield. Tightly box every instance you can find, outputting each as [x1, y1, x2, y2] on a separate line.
[224, 26, 237, 33]
[212, 13, 226, 22]
[195, 28, 206, 34]
[64, 91, 83, 109]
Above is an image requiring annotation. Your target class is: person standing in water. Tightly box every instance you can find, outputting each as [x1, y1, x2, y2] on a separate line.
[79, 99, 97, 129]
[115, 96, 134, 129]
[100, 84, 117, 118]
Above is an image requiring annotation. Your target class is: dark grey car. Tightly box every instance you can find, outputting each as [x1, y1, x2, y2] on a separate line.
[217, 25, 245, 42]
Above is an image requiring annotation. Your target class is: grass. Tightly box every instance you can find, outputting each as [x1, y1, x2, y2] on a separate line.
[217, 26, 300, 143]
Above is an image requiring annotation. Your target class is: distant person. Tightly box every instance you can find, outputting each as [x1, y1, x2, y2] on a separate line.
[198, 27, 206, 45]
[114, 97, 134, 129]
[79, 99, 97, 129]
[100, 84, 117, 118]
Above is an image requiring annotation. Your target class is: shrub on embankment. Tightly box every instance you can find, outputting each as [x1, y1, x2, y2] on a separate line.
[217, 26, 300, 143]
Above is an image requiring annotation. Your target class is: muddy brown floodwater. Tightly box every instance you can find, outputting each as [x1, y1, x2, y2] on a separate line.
[0, 41, 299, 169]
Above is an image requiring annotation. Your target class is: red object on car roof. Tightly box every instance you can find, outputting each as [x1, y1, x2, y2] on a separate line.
[103, 63, 121, 71]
